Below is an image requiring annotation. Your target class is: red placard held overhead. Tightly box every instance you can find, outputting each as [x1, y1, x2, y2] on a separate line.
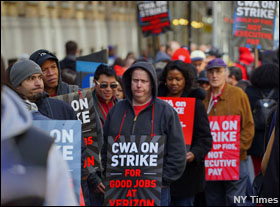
[205, 115, 240, 181]
[159, 97, 196, 145]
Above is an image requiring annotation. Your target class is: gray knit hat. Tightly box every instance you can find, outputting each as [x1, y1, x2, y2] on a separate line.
[10, 59, 42, 88]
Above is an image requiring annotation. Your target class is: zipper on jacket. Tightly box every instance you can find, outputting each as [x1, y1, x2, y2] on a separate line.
[132, 116, 137, 135]
[130, 101, 153, 135]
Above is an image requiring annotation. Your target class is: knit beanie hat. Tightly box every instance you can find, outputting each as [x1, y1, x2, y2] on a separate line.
[10, 59, 42, 88]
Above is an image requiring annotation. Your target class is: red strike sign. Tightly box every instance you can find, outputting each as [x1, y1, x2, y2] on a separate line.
[205, 115, 240, 181]
[158, 97, 195, 145]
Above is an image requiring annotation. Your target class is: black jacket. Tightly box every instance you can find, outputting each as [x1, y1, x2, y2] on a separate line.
[35, 92, 77, 120]
[159, 87, 213, 197]
[245, 86, 279, 157]
[101, 61, 187, 186]
[60, 55, 76, 72]
[262, 101, 279, 201]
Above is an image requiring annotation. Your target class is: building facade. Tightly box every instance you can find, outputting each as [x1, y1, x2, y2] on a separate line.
[1, 1, 139, 63]
[3, 1, 259, 65]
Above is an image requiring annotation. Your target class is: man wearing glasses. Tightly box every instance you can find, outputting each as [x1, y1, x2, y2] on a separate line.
[93, 64, 119, 126]
[88, 64, 119, 206]
[203, 58, 254, 206]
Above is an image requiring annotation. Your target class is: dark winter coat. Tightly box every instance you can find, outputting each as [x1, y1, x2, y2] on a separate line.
[262, 101, 279, 200]
[159, 87, 213, 197]
[245, 86, 279, 157]
[101, 61, 187, 186]
[59, 55, 76, 72]
[35, 92, 77, 120]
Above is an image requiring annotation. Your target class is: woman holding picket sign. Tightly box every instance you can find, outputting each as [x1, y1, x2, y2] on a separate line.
[158, 60, 213, 206]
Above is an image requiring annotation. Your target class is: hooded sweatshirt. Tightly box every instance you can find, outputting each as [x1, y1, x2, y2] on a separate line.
[1, 86, 77, 206]
[23, 99, 50, 120]
[234, 47, 254, 80]
[29, 49, 78, 96]
[101, 61, 187, 186]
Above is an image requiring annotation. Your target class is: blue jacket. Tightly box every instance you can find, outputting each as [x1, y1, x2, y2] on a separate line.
[35, 92, 77, 120]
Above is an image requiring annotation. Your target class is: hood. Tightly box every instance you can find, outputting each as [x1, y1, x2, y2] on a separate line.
[1, 86, 32, 141]
[29, 49, 64, 94]
[122, 61, 158, 104]
[23, 99, 39, 112]
[155, 51, 171, 63]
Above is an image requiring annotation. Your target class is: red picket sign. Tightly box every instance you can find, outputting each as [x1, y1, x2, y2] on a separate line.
[80, 185, 85, 206]
[158, 97, 196, 145]
[205, 115, 240, 180]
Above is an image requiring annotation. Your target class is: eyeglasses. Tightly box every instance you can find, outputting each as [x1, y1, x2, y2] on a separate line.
[95, 80, 119, 89]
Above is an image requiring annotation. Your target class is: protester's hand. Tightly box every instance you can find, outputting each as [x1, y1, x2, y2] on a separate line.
[186, 152, 195, 163]
[94, 182, 105, 194]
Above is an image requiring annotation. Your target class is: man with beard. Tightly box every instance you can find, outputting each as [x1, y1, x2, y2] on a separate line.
[1, 56, 78, 206]
[9, 59, 76, 120]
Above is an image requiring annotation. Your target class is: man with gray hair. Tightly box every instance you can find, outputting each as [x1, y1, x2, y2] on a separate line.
[10, 59, 76, 120]
[203, 58, 254, 206]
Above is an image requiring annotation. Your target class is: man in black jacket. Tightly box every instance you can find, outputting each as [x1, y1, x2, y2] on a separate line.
[9, 59, 77, 120]
[60, 40, 78, 72]
[30, 49, 78, 97]
[102, 61, 186, 206]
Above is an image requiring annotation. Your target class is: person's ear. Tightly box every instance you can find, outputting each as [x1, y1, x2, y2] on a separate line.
[225, 68, 230, 77]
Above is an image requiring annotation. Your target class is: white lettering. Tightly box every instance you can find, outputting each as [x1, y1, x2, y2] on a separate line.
[210, 121, 220, 131]
[56, 145, 73, 161]
[79, 98, 89, 110]
[207, 151, 224, 159]
[50, 129, 73, 143]
[71, 100, 79, 111]
[261, 1, 276, 9]
[208, 168, 222, 176]
[175, 101, 186, 107]
[234, 196, 247, 204]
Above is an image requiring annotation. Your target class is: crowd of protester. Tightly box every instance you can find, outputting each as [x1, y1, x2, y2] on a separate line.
[1, 39, 279, 206]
